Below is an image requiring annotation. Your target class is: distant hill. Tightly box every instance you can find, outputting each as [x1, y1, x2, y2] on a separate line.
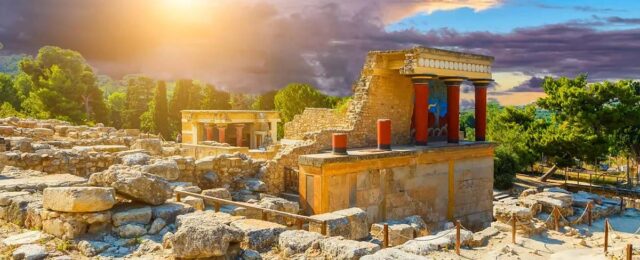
[0, 54, 26, 75]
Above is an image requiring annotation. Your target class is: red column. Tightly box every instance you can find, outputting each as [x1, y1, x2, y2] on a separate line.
[474, 83, 489, 141]
[377, 119, 391, 151]
[445, 79, 463, 143]
[217, 126, 226, 144]
[413, 79, 430, 146]
[205, 125, 214, 141]
[332, 133, 348, 155]
[235, 124, 244, 147]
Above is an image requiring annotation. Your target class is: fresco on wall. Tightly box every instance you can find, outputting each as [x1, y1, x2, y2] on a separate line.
[411, 80, 448, 142]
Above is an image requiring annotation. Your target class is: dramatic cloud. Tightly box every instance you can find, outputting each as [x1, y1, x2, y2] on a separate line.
[0, 0, 638, 96]
[509, 76, 545, 92]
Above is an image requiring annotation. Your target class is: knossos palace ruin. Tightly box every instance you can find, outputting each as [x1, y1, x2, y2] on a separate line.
[181, 47, 495, 231]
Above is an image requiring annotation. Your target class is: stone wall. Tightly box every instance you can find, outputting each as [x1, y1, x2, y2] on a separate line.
[284, 108, 349, 140]
[298, 144, 494, 231]
[0, 150, 117, 177]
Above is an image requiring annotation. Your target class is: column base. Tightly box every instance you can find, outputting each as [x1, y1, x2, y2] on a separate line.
[415, 141, 428, 146]
[448, 139, 459, 144]
[377, 144, 391, 151]
[332, 148, 347, 155]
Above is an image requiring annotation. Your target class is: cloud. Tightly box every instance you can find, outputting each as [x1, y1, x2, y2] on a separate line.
[0, 0, 638, 96]
[509, 76, 545, 92]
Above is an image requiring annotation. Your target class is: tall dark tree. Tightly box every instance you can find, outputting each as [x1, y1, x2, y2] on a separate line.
[251, 90, 277, 110]
[201, 84, 231, 110]
[169, 79, 195, 133]
[153, 81, 171, 139]
[122, 75, 155, 129]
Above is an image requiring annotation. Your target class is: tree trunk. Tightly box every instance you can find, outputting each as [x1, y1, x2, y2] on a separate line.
[627, 154, 632, 187]
[539, 164, 558, 182]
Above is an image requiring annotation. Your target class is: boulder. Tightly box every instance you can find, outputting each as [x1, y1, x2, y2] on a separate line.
[141, 160, 180, 181]
[175, 185, 202, 194]
[319, 236, 380, 260]
[171, 211, 244, 258]
[240, 249, 261, 260]
[148, 218, 167, 234]
[309, 212, 350, 238]
[469, 226, 500, 247]
[333, 207, 369, 240]
[371, 223, 414, 246]
[404, 215, 429, 237]
[111, 205, 152, 226]
[114, 223, 147, 238]
[278, 230, 324, 257]
[361, 248, 430, 260]
[131, 139, 162, 155]
[1, 231, 50, 247]
[120, 153, 151, 166]
[77, 240, 111, 257]
[12, 244, 48, 260]
[43, 187, 116, 213]
[151, 202, 194, 223]
[230, 219, 287, 252]
[182, 196, 205, 211]
[202, 188, 232, 201]
[245, 179, 266, 192]
[257, 196, 299, 225]
[88, 165, 172, 205]
[398, 228, 473, 256]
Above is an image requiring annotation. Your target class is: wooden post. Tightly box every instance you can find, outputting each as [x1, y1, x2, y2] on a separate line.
[511, 213, 517, 244]
[214, 202, 221, 212]
[321, 221, 327, 235]
[621, 197, 625, 215]
[604, 218, 609, 253]
[627, 243, 633, 260]
[261, 211, 268, 221]
[553, 207, 560, 231]
[383, 223, 389, 249]
[587, 202, 592, 226]
[296, 219, 303, 230]
[456, 220, 461, 255]
[176, 193, 181, 202]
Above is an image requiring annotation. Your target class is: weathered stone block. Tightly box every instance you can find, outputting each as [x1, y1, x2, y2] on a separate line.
[43, 187, 116, 213]
[231, 219, 287, 252]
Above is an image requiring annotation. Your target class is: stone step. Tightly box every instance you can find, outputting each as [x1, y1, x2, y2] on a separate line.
[279, 192, 300, 203]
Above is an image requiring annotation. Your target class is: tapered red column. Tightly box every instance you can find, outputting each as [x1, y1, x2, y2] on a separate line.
[473, 80, 491, 141]
[217, 125, 226, 144]
[412, 76, 432, 146]
[235, 124, 244, 147]
[205, 124, 214, 141]
[443, 78, 466, 143]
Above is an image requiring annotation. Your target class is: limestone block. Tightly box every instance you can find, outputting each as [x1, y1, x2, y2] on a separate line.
[1, 231, 50, 247]
[43, 187, 116, 213]
[319, 236, 380, 260]
[404, 215, 429, 236]
[78, 240, 111, 257]
[230, 218, 287, 252]
[89, 165, 172, 205]
[12, 244, 48, 260]
[361, 248, 430, 260]
[371, 223, 414, 246]
[142, 159, 180, 181]
[333, 207, 369, 240]
[245, 179, 267, 192]
[469, 226, 500, 247]
[151, 202, 194, 223]
[131, 139, 162, 155]
[182, 196, 205, 211]
[175, 185, 202, 194]
[309, 213, 350, 238]
[120, 153, 151, 166]
[278, 230, 324, 257]
[115, 223, 147, 238]
[399, 228, 473, 256]
[148, 218, 167, 235]
[171, 211, 244, 258]
[201, 188, 232, 201]
[40, 209, 111, 239]
[111, 205, 152, 226]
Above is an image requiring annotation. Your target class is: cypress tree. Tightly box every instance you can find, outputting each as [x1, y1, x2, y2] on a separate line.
[153, 81, 170, 139]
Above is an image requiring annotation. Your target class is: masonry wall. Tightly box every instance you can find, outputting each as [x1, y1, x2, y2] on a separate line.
[284, 108, 348, 140]
[299, 144, 494, 231]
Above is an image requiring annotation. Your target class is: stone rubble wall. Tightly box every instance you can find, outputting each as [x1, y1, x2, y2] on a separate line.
[284, 108, 349, 140]
[0, 150, 117, 177]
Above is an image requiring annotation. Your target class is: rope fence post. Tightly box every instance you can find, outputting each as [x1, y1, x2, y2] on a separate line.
[383, 223, 389, 249]
[456, 220, 461, 255]
[321, 221, 327, 236]
[621, 197, 625, 215]
[627, 243, 632, 260]
[511, 213, 516, 244]
[296, 219, 303, 230]
[214, 202, 221, 212]
[176, 192, 181, 202]
[553, 207, 560, 231]
[587, 202, 592, 226]
[604, 218, 609, 253]
[261, 210, 268, 221]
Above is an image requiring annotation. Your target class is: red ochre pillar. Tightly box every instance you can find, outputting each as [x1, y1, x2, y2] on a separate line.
[474, 81, 490, 141]
[235, 124, 244, 147]
[205, 124, 214, 141]
[332, 133, 348, 155]
[412, 76, 431, 146]
[377, 119, 391, 151]
[217, 125, 226, 144]
[444, 78, 465, 144]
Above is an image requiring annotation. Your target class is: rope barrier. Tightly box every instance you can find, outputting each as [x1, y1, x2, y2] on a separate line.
[413, 230, 455, 242]
[368, 229, 385, 243]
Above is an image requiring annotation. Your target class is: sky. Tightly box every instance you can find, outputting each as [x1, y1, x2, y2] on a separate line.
[0, 0, 639, 105]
